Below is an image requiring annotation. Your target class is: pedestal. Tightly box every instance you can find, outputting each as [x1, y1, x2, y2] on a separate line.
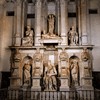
[81, 77, 93, 90]
[59, 77, 69, 91]
[39, 38, 62, 46]
[9, 77, 21, 89]
[14, 37, 21, 46]
[8, 77, 21, 100]
[82, 35, 88, 45]
[31, 77, 41, 91]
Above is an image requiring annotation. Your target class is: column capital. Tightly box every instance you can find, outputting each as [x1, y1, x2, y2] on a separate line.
[16, 0, 23, 6]
[33, 0, 42, 6]
[60, 0, 68, 4]
[81, 0, 86, 6]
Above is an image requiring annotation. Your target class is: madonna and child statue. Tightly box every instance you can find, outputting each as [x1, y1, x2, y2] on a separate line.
[42, 14, 59, 39]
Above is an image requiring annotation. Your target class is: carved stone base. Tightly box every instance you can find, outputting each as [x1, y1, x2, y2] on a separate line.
[31, 77, 41, 91]
[81, 77, 93, 90]
[82, 35, 88, 45]
[39, 38, 62, 45]
[14, 37, 21, 46]
[59, 77, 69, 91]
[9, 77, 21, 89]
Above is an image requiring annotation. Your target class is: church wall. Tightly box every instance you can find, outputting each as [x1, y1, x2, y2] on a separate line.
[0, 3, 14, 72]
[88, 0, 100, 71]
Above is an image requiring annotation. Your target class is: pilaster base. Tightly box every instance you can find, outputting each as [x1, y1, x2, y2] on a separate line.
[35, 36, 41, 46]
[31, 77, 41, 91]
[9, 77, 21, 89]
[14, 37, 21, 46]
[81, 77, 93, 90]
[59, 77, 69, 91]
[82, 35, 88, 45]
[60, 36, 67, 46]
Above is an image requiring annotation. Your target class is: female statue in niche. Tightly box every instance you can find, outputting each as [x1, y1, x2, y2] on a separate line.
[23, 61, 31, 86]
[70, 58, 79, 87]
[68, 26, 79, 45]
[22, 25, 34, 46]
[43, 60, 57, 91]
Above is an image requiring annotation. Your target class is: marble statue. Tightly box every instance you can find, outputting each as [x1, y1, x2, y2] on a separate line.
[23, 62, 31, 86]
[22, 25, 34, 46]
[70, 59, 79, 86]
[42, 14, 60, 39]
[43, 60, 57, 91]
[68, 26, 79, 45]
[81, 48, 90, 62]
[48, 14, 55, 34]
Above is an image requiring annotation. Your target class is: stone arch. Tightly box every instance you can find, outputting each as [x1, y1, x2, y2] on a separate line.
[22, 56, 33, 87]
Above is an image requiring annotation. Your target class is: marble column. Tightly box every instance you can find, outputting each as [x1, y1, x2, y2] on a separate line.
[21, 1, 27, 39]
[14, 1, 22, 46]
[34, 0, 42, 46]
[60, 0, 68, 45]
[56, 0, 61, 36]
[0, 2, 3, 57]
[27, 3, 33, 26]
[81, 0, 88, 45]
[77, 0, 82, 45]
[0, 1, 4, 88]
[41, 1, 47, 33]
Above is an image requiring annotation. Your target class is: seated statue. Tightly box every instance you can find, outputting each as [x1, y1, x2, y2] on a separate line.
[22, 25, 34, 46]
[43, 60, 57, 91]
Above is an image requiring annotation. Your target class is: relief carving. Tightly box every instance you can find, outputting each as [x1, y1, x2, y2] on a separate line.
[81, 48, 90, 62]
[59, 50, 68, 61]
[33, 48, 42, 76]
[11, 49, 21, 77]
[81, 48, 91, 77]
[13, 49, 21, 62]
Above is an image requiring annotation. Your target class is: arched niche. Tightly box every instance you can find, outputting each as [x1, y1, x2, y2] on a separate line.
[22, 56, 33, 87]
[69, 55, 80, 87]
[42, 0, 59, 34]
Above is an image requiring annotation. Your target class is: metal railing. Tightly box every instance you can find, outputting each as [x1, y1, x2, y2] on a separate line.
[0, 88, 100, 100]
[0, 88, 8, 100]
